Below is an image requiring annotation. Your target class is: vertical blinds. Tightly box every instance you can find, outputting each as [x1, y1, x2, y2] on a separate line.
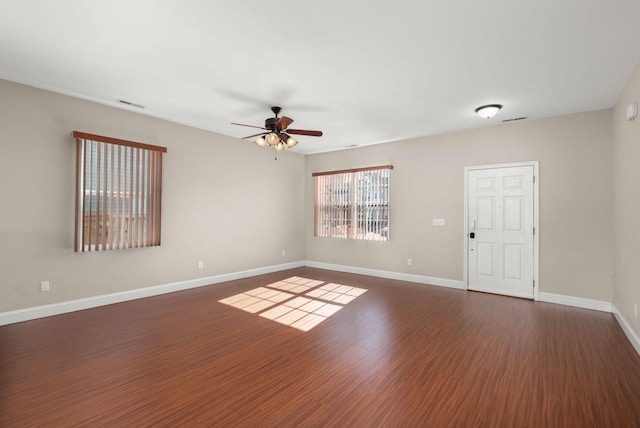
[73, 131, 167, 252]
[313, 165, 392, 241]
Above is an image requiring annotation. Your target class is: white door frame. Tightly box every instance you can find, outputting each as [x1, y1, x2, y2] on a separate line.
[463, 161, 540, 301]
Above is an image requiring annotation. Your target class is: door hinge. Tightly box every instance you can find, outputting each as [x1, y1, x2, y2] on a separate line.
[533, 227, 536, 235]
[533, 279, 536, 289]
[533, 175, 536, 184]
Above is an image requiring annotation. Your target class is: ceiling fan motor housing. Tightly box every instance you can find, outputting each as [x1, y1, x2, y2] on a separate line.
[265, 117, 278, 131]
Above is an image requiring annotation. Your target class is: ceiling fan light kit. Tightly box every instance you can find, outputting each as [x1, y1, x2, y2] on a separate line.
[475, 104, 502, 119]
[286, 136, 298, 148]
[232, 106, 323, 159]
[265, 132, 278, 145]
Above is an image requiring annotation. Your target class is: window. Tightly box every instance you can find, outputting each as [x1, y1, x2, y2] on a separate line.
[313, 165, 392, 241]
[73, 131, 167, 251]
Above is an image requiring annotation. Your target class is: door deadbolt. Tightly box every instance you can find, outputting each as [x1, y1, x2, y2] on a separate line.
[469, 232, 475, 239]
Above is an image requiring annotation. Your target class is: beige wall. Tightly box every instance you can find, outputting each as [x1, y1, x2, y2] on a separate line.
[305, 110, 614, 301]
[0, 80, 306, 312]
[613, 63, 640, 335]
[0, 77, 622, 314]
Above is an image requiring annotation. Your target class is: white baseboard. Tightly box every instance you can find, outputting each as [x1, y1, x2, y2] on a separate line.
[613, 305, 640, 356]
[0, 261, 304, 326]
[4, 262, 638, 358]
[304, 261, 467, 290]
[538, 292, 614, 313]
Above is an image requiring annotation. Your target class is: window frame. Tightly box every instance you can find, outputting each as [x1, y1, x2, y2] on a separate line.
[313, 165, 392, 241]
[73, 131, 167, 252]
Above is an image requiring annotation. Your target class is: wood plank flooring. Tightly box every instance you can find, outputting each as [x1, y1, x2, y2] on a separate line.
[1, 267, 640, 427]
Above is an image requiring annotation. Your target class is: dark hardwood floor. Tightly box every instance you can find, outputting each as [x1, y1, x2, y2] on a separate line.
[1, 267, 640, 427]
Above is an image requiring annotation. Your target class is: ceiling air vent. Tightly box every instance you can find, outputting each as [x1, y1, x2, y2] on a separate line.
[502, 116, 528, 123]
[117, 99, 145, 109]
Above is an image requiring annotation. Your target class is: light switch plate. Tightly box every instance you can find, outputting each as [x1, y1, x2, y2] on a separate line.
[432, 218, 446, 226]
[627, 102, 638, 121]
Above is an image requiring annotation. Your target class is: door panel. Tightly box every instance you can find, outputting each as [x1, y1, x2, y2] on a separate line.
[504, 196, 523, 231]
[503, 243, 523, 280]
[477, 243, 495, 277]
[477, 197, 495, 230]
[468, 166, 534, 298]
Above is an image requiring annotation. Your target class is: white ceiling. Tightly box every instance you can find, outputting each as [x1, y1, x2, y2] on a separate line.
[1, 1, 639, 154]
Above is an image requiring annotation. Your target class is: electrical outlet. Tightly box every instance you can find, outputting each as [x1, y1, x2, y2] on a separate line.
[40, 281, 50, 292]
[282, 250, 286, 257]
[197, 261, 204, 270]
[407, 258, 413, 266]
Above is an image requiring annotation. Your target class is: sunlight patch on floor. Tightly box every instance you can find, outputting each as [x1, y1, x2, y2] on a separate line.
[218, 276, 367, 331]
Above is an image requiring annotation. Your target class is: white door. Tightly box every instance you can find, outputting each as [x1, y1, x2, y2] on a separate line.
[468, 165, 535, 299]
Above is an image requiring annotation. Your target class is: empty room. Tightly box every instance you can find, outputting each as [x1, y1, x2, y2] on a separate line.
[1, 1, 640, 426]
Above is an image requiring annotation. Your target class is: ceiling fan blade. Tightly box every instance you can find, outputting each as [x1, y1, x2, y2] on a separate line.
[286, 129, 323, 137]
[231, 122, 268, 131]
[241, 132, 266, 139]
[276, 116, 294, 130]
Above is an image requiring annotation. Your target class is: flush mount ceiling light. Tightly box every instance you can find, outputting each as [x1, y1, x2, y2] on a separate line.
[475, 104, 502, 119]
[231, 106, 323, 159]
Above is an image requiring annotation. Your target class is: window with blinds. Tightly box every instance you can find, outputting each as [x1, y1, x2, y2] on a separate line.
[313, 165, 392, 241]
[73, 131, 167, 252]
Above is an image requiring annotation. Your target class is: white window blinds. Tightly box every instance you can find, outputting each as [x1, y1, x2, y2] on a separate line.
[73, 131, 167, 252]
[313, 165, 392, 241]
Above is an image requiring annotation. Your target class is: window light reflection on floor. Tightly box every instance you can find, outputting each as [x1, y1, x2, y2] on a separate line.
[218, 276, 367, 332]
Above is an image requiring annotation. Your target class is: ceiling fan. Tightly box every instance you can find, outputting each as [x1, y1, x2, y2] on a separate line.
[231, 106, 323, 154]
